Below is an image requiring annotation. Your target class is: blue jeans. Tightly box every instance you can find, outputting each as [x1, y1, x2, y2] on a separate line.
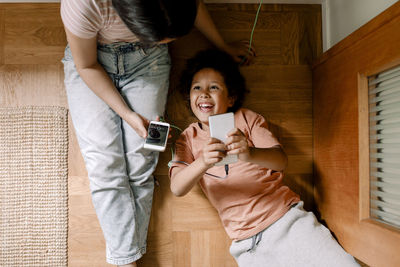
[62, 42, 170, 265]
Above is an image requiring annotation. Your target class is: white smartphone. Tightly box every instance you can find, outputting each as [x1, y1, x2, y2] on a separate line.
[143, 121, 170, 152]
[208, 112, 238, 166]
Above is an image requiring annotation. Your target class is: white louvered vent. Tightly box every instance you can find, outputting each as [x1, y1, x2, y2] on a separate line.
[368, 65, 400, 229]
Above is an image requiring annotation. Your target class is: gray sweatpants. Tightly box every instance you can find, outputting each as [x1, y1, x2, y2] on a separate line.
[230, 202, 359, 267]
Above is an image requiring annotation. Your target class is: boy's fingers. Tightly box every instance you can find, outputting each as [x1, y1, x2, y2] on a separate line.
[206, 143, 227, 153]
[208, 151, 226, 158]
[226, 136, 244, 146]
[227, 146, 247, 155]
[208, 137, 224, 144]
[227, 142, 237, 150]
[227, 149, 242, 155]
[204, 152, 225, 164]
[213, 142, 227, 149]
[207, 157, 222, 165]
[226, 142, 239, 151]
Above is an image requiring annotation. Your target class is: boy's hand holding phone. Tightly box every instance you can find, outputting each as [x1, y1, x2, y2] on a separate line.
[208, 113, 238, 166]
[226, 128, 250, 161]
[200, 138, 227, 168]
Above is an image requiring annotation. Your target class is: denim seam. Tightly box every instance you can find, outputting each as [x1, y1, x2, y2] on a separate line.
[106, 246, 146, 265]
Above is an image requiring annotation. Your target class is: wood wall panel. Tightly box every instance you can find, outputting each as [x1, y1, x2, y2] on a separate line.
[210, 10, 281, 30]
[281, 12, 300, 64]
[0, 3, 321, 266]
[312, 2, 400, 266]
[221, 30, 283, 65]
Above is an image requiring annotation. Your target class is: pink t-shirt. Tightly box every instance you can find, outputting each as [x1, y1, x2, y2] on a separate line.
[169, 108, 300, 240]
[60, 0, 139, 44]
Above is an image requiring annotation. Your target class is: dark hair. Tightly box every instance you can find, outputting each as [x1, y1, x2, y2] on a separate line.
[112, 0, 197, 44]
[180, 49, 248, 113]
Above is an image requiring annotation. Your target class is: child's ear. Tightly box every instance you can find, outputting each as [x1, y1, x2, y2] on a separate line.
[228, 96, 236, 107]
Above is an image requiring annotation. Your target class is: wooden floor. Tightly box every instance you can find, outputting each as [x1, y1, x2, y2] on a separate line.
[0, 3, 321, 266]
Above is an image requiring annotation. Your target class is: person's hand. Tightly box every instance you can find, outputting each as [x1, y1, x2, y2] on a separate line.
[222, 40, 256, 66]
[124, 111, 150, 138]
[226, 128, 250, 161]
[200, 138, 227, 168]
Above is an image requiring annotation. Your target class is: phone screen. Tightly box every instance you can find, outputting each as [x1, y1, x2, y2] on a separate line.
[145, 123, 169, 147]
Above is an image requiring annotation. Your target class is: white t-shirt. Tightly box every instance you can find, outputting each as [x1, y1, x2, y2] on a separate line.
[60, 0, 139, 44]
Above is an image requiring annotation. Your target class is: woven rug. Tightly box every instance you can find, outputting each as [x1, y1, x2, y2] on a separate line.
[0, 106, 68, 266]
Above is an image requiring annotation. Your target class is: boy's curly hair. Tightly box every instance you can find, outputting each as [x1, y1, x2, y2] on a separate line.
[179, 49, 248, 113]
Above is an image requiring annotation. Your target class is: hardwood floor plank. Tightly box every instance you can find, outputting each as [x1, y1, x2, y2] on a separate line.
[191, 231, 236, 267]
[5, 47, 65, 65]
[173, 232, 191, 267]
[172, 185, 223, 231]
[149, 175, 173, 233]
[284, 173, 314, 210]
[139, 232, 173, 267]
[208, 232, 237, 267]
[68, 175, 90, 196]
[4, 4, 66, 64]
[281, 136, 312, 154]
[0, 64, 67, 107]
[68, 119, 88, 177]
[68, 177, 108, 266]
[68, 233, 110, 267]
